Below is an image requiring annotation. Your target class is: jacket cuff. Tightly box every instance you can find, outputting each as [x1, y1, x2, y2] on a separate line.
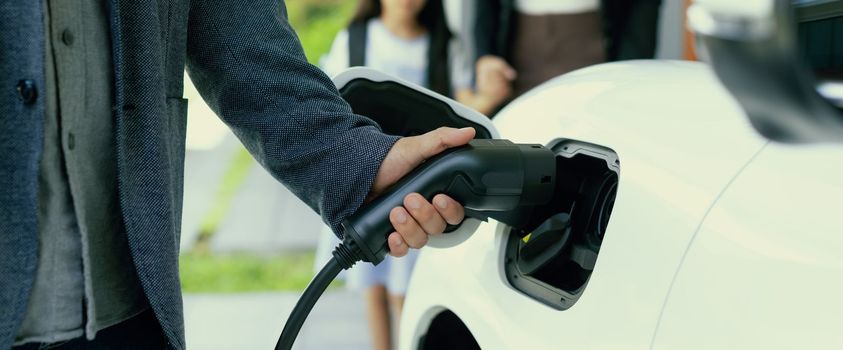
[323, 126, 400, 236]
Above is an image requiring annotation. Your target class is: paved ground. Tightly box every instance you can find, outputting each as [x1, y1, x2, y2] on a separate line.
[180, 74, 324, 253]
[179, 139, 236, 251]
[184, 291, 371, 350]
[211, 162, 325, 253]
[181, 140, 324, 253]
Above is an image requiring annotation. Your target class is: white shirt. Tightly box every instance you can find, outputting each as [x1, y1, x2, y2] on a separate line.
[322, 19, 429, 86]
[444, 0, 476, 93]
[514, 0, 600, 15]
[320, 18, 471, 92]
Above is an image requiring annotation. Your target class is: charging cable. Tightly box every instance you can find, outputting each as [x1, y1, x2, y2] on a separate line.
[275, 238, 362, 350]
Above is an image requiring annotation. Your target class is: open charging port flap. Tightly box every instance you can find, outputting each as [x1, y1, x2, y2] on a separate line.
[504, 138, 619, 310]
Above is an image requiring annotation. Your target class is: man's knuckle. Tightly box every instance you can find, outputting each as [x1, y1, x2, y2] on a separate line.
[419, 204, 437, 220]
[446, 210, 463, 225]
[414, 235, 429, 248]
[407, 232, 427, 248]
[433, 221, 447, 234]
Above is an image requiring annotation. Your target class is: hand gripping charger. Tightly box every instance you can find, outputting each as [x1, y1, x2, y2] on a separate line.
[276, 139, 557, 350]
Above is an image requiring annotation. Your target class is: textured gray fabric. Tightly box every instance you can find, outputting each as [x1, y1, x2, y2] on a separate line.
[15, 2, 86, 344]
[1, 1, 399, 349]
[16, 0, 148, 345]
[48, 0, 148, 340]
[0, 1, 47, 348]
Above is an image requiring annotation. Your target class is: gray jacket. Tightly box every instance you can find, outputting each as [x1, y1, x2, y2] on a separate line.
[0, 1, 398, 348]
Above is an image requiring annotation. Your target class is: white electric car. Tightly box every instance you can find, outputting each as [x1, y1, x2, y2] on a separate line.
[333, 0, 843, 349]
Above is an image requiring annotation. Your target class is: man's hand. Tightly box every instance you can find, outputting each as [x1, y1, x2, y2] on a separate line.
[370, 127, 476, 257]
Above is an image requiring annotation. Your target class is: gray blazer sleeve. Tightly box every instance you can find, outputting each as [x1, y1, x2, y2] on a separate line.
[184, 0, 399, 234]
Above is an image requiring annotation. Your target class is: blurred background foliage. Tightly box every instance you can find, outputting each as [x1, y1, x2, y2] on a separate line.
[180, 0, 353, 293]
[288, 0, 356, 63]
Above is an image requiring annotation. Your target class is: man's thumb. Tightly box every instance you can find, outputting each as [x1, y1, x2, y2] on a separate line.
[369, 127, 476, 197]
[412, 127, 476, 164]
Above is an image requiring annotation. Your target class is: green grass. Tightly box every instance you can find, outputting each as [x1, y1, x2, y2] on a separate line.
[180, 251, 338, 293]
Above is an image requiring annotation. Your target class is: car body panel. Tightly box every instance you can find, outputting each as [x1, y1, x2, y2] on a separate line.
[653, 142, 843, 349]
[401, 60, 771, 349]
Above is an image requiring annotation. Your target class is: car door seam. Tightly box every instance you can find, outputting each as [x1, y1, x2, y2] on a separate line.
[648, 140, 770, 350]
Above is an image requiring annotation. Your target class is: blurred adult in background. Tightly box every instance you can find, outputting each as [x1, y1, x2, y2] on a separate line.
[475, 0, 663, 108]
[318, 0, 487, 349]
[441, 0, 513, 117]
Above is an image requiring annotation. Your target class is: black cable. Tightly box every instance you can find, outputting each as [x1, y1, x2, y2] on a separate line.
[275, 257, 341, 350]
[275, 241, 361, 350]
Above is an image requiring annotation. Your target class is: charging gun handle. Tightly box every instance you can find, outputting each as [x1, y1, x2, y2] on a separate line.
[340, 139, 556, 265]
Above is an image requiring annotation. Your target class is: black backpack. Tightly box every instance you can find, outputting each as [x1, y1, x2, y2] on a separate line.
[347, 21, 451, 97]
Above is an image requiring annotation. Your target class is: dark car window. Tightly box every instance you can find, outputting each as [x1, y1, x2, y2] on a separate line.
[796, 0, 843, 81]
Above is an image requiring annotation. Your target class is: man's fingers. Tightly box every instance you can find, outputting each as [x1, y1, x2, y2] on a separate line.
[370, 127, 473, 253]
[432, 194, 464, 225]
[404, 193, 446, 235]
[390, 207, 429, 249]
[388, 194, 464, 257]
[388, 232, 409, 257]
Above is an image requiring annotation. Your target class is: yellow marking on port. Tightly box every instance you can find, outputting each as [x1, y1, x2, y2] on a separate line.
[522, 233, 532, 243]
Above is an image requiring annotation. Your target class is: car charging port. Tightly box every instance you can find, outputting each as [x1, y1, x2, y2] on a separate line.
[504, 139, 619, 310]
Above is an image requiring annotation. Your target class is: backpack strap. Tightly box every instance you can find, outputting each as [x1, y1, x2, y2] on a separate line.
[349, 19, 451, 97]
[426, 25, 451, 97]
[348, 21, 367, 67]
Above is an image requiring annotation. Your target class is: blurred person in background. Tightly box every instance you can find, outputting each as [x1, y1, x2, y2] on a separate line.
[474, 0, 663, 111]
[442, 0, 514, 118]
[316, 0, 500, 349]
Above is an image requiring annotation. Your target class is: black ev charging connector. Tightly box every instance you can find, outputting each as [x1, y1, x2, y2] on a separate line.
[275, 139, 557, 350]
